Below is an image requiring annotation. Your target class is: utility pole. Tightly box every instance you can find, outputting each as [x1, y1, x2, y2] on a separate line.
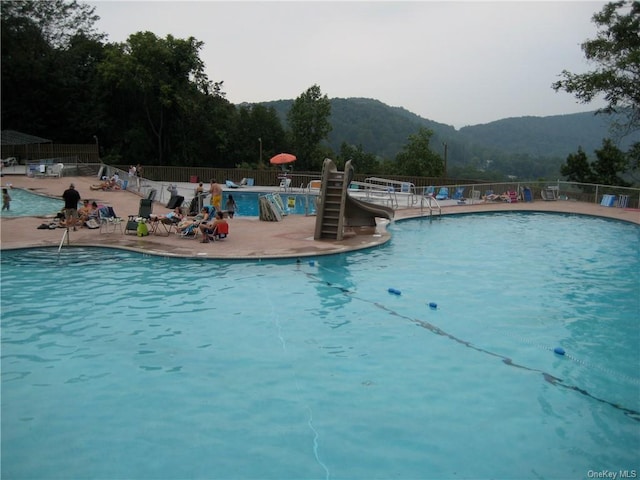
[93, 135, 100, 161]
[258, 137, 262, 166]
[442, 142, 448, 179]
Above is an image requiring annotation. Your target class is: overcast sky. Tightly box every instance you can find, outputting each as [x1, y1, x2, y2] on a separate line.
[89, 1, 608, 129]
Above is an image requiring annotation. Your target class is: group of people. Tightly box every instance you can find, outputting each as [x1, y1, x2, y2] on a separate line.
[173, 205, 229, 242]
[58, 179, 235, 239]
[193, 179, 236, 217]
[128, 164, 144, 178]
[90, 173, 123, 191]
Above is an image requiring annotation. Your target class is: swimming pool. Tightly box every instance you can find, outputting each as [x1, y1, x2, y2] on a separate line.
[0, 187, 63, 217]
[223, 191, 317, 217]
[1, 212, 638, 479]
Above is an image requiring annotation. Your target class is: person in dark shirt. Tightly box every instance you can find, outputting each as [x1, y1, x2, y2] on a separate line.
[62, 183, 81, 230]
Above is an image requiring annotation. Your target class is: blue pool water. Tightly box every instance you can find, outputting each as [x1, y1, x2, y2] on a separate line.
[0, 187, 63, 217]
[1, 212, 638, 479]
[223, 191, 317, 217]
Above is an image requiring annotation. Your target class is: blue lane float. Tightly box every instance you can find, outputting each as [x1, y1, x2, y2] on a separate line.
[429, 302, 438, 309]
[388, 288, 401, 295]
[554, 347, 566, 356]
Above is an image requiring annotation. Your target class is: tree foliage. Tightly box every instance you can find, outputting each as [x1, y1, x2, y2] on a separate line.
[3, 0, 636, 182]
[561, 139, 631, 186]
[394, 128, 443, 177]
[552, 1, 640, 133]
[561, 147, 594, 184]
[337, 142, 380, 174]
[1, 0, 105, 141]
[553, 1, 639, 184]
[287, 85, 332, 170]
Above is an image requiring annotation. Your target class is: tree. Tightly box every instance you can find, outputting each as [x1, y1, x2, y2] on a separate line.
[338, 142, 380, 175]
[553, 1, 639, 132]
[592, 138, 631, 186]
[98, 32, 215, 165]
[560, 147, 594, 184]
[561, 140, 631, 186]
[1, 0, 105, 140]
[1, 0, 103, 48]
[394, 127, 443, 177]
[553, 1, 639, 184]
[287, 85, 332, 170]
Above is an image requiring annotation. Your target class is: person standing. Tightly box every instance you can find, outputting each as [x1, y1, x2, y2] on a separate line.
[62, 183, 81, 231]
[209, 178, 222, 211]
[2, 188, 11, 211]
[225, 194, 237, 218]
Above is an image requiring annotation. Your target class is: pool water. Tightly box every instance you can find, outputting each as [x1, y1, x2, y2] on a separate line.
[223, 191, 317, 217]
[0, 187, 63, 217]
[1, 212, 638, 479]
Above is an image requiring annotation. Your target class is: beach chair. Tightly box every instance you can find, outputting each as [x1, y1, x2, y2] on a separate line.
[452, 187, 465, 200]
[424, 186, 435, 197]
[506, 190, 518, 203]
[279, 177, 292, 192]
[98, 206, 123, 234]
[435, 187, 449, 200]
[125, 199, 153, 234]
[600, 194, 617, 207]
[541, 187, 558, 201]
[205, 222, 229, 242]
[178, 205, 215, 239]
[150, 215, 180, 236]
[226, 180, 242, 188]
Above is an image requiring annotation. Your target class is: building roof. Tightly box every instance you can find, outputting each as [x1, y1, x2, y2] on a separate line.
[1, 130, 52, 146]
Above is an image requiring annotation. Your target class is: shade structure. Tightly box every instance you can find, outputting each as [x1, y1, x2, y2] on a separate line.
[269, 153, 297, 165]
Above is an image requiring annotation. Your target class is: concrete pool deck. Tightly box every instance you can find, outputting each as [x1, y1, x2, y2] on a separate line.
[1, 175, 638, 259]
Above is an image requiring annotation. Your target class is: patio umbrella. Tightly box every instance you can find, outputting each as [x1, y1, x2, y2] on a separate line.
[269, 153, 297, 165]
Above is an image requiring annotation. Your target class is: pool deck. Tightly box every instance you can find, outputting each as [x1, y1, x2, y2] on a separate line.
[1, 175, 638, 259]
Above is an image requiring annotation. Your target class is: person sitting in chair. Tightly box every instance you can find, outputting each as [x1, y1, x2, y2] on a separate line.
[199, 211, 227, 243]
[153, 207, 184, 223]
[176, 207, 211, 233]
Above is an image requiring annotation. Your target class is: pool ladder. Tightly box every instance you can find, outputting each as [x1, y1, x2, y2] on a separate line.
[58, 227, 70, 253]
[421, 195, 442, 221]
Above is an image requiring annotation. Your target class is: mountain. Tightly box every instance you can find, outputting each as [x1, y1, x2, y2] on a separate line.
[258, 97, 637, 176]
[458, 111, 637, 158]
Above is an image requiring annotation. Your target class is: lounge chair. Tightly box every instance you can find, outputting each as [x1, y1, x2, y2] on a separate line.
[225, 180, 242, 188]
[521, 186, 533, 202]
[541, 187, 558, 201]
[435, 187, 449, 200]
[279, 177, 292, 192]
[166, 195, 184, 209]
[98, 206, 123, 233]
[600, 194, 617, 207]
[178, 206, 215, 239]
[150, 214, 181, 236]
[424, 186, 435, 197]
[125, 199, 153, 235]
[506, 190, 518, 203]
[452, 187, 465, 200]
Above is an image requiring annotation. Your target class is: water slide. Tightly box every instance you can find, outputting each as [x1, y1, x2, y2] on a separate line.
[344, 193, 394, 227]
[314, 159, 393, 240]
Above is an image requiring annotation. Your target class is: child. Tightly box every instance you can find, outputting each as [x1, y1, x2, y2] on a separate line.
[225, 194, 237, 218]
[2, 188, 11, 211]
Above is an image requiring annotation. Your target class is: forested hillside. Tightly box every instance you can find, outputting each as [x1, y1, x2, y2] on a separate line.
[260, 97, 636, 180]
[459, 112, 638, 157]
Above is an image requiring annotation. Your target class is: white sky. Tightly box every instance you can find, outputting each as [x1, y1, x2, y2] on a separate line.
[89, 0, 608, 129]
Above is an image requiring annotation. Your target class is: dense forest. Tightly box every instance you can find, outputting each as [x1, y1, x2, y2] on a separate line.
[1, 0, 638, 184]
